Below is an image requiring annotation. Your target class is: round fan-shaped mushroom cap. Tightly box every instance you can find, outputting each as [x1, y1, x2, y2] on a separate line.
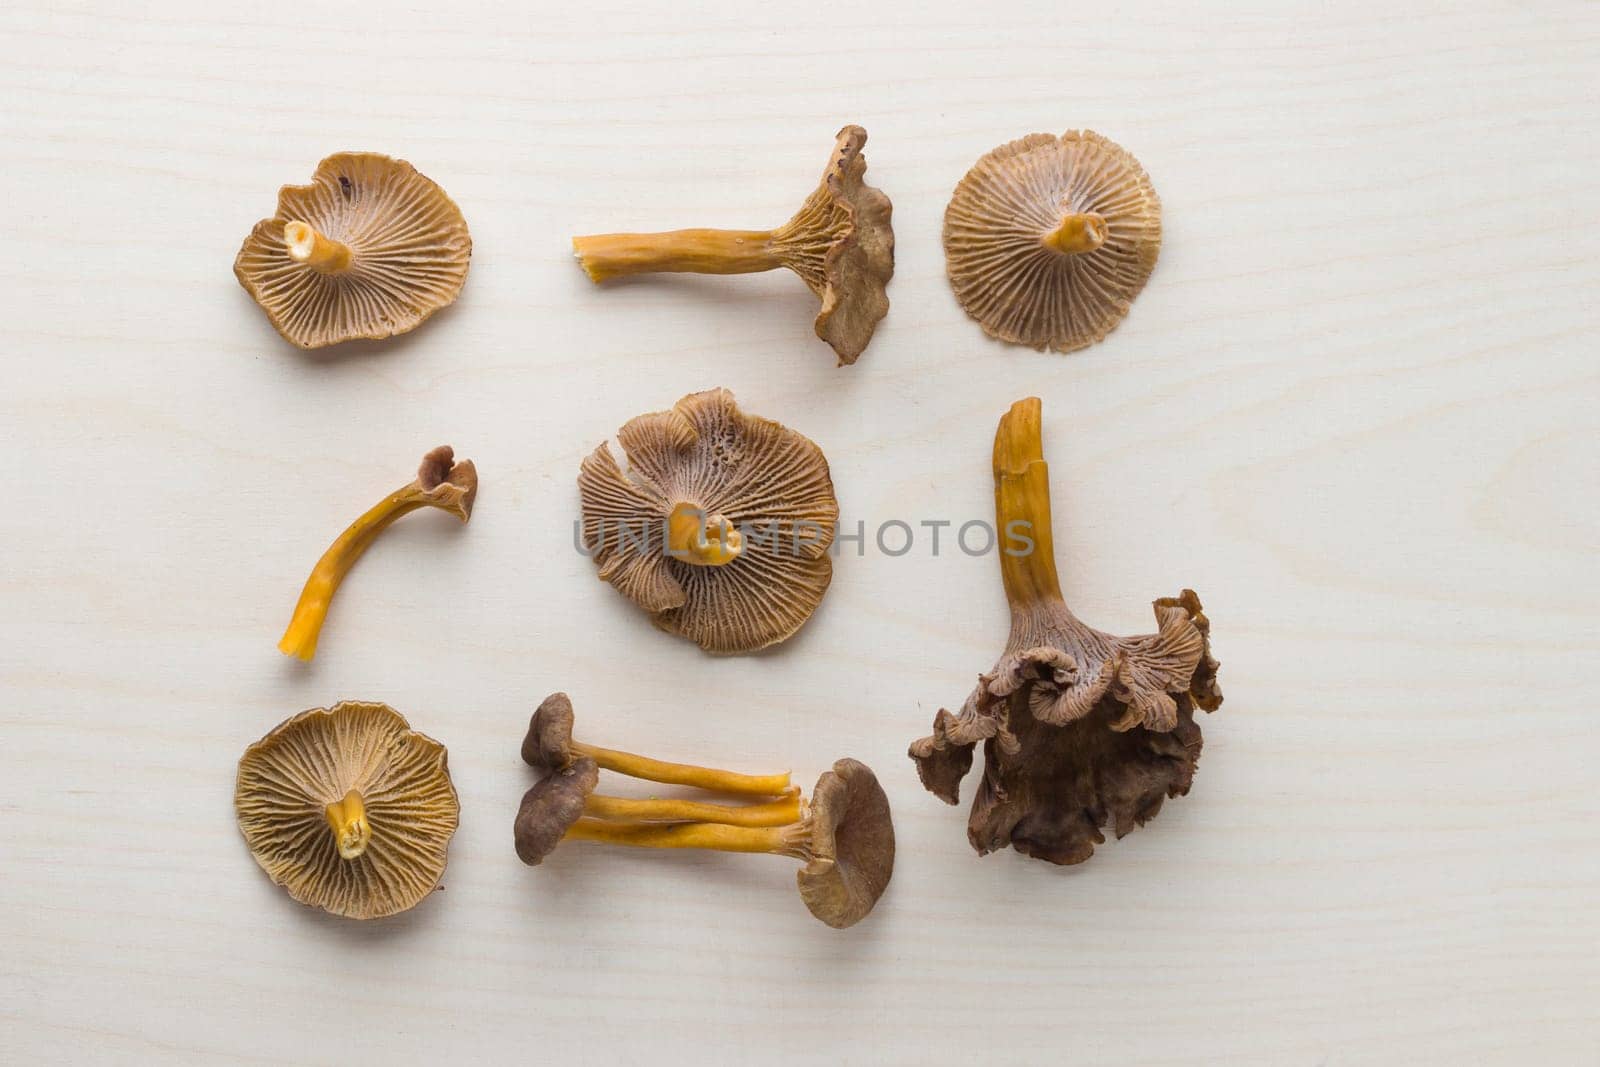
[234, 152, 471, 349]
[578, 388, 839, 654]
[521, 692, 578, 771]
[514, 757, 600, 866]
[795, 759, 895, 929]
[234, 701, 459, 920]
[943, 131, 1160, 353]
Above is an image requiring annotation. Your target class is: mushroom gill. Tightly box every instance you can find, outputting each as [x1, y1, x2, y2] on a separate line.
[234, 152, 472, 348]
[578, 388, 838, 653]
[943, 131, 1161, 353]
[235, 701, 459, 919]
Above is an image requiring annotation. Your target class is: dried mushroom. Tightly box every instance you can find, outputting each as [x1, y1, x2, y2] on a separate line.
[234, 152, 471, 348]
[235, 701, 459, 919]
[944, 131, 1160, 352]
[578, 389, 837, 654]
[908, 398, 1221, 864]
[516, 694, 893, 929]
[279, 446, 477, 661]
[571, 126, 893, 365]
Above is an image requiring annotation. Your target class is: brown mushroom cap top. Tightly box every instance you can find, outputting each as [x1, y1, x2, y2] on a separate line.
[521, 692, 577, 772]
[234, 701, 459, 919]
[234, 152, 471, 349]
[416, 445, 479, 519]
[943, 131, 1160, 353]
[793, 759, 895, 929]
[514, 757, 599, 866]
[578, 388, 839, 654]
[772, 125, 895, 365]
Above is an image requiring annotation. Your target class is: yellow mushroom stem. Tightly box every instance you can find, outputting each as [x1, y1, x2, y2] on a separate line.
[994, 397, 1063, 609]
[278, 482, 465, 661]
[583, 788, 802, 828]
[665, 502, 743, 566]
[283, 221, 353, 274]
[563, 817, 811, 860]
[569, 740, 791, 798]
[571, 229, 782, 283]
[1041, 212, 1107, 256]
[324, 789, 372, 860]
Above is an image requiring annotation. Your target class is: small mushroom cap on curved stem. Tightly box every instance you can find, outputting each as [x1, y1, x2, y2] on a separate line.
[943, 131, 1160, 353]
[514, 758, 600, 866]
[521, 692, 578, 772]
[795, 759, 895, 929]
[416, 445, 478, 520]
[234, 701, 459, 919]
[233, 152, 472, 349]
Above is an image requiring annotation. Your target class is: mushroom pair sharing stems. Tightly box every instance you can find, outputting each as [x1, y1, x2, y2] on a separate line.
[516, 694, 895, 930]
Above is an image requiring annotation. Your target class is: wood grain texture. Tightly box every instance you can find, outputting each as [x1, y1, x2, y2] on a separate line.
[1, 1, 1596, 1063]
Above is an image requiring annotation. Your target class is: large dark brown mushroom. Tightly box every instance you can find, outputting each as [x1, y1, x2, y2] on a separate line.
[908, 398, 1221, 864]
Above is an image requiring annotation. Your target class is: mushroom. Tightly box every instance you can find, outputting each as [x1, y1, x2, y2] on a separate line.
[278, 446, 477, 661]
[235, 701, 459, 919]
[571, 126, 894, 365]
[234, 152, 471, 348]
[908, 398, 1221, 864]
[943, 131, 1161, 353]
[577, 388, 838, 653]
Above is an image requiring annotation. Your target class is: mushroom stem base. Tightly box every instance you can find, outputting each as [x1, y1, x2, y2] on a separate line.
[1041, 212, 1107, 256]
[284, 221, 353, 273]
[572, 229, 781, 282]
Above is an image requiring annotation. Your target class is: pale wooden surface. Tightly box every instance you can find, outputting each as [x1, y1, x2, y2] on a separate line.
[2, 1, 1597, 1063]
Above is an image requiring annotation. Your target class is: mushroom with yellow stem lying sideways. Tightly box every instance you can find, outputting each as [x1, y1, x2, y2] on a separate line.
[516, 698, 894, 930]
[571, 126, 894, 366]
[235, 701, 459, 920]
[943, 131, 1161, 353]
[578, 389, 838, 654]
[234, 152, 472, 349]
[278, 446, 477, 662]
[908, 398, 1222, 865]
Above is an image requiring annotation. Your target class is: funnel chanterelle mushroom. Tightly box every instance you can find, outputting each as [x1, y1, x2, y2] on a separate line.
[944, 131, 1161, 353]
[579, 388, 838, 654]
[234, 152, 472, 348]
[278, 446, 477, 661]
[572, 126, 894, 365]
[236, 701, 459, 919]
[909, 398, 1221, 865]
[516, 694, 893, 929]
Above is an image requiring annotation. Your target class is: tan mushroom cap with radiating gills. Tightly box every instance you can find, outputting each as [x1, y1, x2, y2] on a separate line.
[795, 759, 895, 929]
[234, 701, 459, 920]
[514, 757, 600, 866]
[578, 388, 839, 654]
[233, 152, 472, 349]
[943, 131, 1161, 353]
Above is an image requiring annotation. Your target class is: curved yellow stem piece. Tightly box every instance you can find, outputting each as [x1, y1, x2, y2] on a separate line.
[572, 229, 781, 282]
[584, 789, 802, 828]
[666, 502, 743, 566]
[284, 221, 353, 273]
[564, 818, 802, 856]
[570, 741, 790, 797]
[325, 789, 371, 860]
[994, 397, 1063, 608]
[1041, 212, 1107, 256]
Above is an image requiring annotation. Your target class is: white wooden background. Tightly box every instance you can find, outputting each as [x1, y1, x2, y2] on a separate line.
[2, 1, 1596, 1063]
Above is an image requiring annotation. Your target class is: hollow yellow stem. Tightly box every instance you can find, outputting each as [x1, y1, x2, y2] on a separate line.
[583, 788, 802, 827]
[572, 229, 781, 282]
[563, 818, 805, 857]
[994, 397, 1063, 608]
[1041, 212, 1107, 256]
[665, 502, 743, 566]
[324, 789, 371, 860]
[284, 221, 353, 273]
[569, 741, 790, 797]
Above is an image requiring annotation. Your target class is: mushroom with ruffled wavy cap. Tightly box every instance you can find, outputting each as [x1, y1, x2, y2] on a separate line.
[944, 131, 1160, 353]
[908, 398, 1221, 864]
[578, 389, 837, 653]
[571, 126, 893, 365]
[235, 701, 459, 919]
[234, 152, 471, 348]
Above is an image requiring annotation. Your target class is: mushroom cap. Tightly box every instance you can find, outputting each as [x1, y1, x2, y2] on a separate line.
[578, 388, 839, 654]
[234, 701, 459, 919]
[943, 131, 1160, 353]
[514, 757, 600, 866]
[415, 445, 479, 520]
[521, 692, 577, 771]
[795, 759, 895, 929]
[233, 152, 471, 349]
[772, 125, 895, 365]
